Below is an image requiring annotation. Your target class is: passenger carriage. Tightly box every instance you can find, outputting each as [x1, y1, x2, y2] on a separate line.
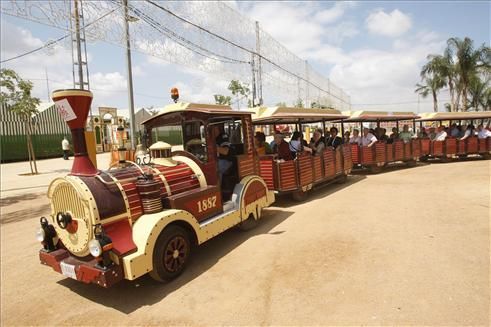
[37, 90, 274, 287]
[252, 106, 352, 201]
[416, 112, 491, 161]
[344, 111, 420, 173]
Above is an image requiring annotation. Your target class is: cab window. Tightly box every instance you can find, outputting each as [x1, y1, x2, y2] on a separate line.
[183, 121, 208, 162]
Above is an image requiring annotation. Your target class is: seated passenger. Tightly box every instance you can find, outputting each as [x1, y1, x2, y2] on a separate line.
[428, 127, 437, 140]
[343, 131, 351, 144]
[289, 131, 312, 158]
[349, 129, 362, 145]
[434, 126, 447, 141]
[272, 132, 293, 161]
[477, 125, 491, 139]
[325, 127, 342, 149]
[450, 123, 460, 137]
[309, 128, 325, 155]
[388, 127, 399, 143]
[459, 125, 475, 140]
[254, 131, 272, 155]
[377, 128, 389, 142]
[418, 127, 428, 138]
[399, 125, 413, 143]
[361, 127, 377, 147]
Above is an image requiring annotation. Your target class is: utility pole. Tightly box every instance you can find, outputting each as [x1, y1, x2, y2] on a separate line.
[123, 0, 136, 150]
[305, 60, 310, 108]
[74, 0, 84, 90]
[250, 53, 256, 107]
[255, 21, 263, 105]
[45, 67, 50, 101]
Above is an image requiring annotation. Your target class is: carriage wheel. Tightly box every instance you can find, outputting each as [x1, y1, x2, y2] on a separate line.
[238, 213, 258, 231]
[335, 174, 348, 184]
[150, 225, 191, 282]
[369, 165, 382, 174]
[291, 189, 308, 202]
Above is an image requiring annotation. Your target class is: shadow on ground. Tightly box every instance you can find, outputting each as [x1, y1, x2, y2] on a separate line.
[272, 174, 367, 208]
[0, 192, 45, 207]
[57, 208, 292, 313]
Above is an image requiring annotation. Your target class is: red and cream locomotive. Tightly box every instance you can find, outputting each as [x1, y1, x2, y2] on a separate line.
[36, 89, 274, 287]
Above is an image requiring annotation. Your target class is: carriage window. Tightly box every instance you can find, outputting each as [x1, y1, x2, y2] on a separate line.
[183, 121, 208, 162]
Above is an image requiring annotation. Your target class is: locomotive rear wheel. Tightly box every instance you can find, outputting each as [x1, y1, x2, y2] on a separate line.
[238, 213, 258, 231]
[150, 225, 191, 282]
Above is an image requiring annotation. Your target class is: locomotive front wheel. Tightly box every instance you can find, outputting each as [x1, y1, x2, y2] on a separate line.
[291, 189, 308, 202]
[150, 225, 191, 282]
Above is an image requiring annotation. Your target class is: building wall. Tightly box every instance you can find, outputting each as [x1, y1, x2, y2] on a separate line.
[1, 103, 72, 162]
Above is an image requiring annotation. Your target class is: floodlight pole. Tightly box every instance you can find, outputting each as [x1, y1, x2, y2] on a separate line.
[123, 0, 136, 150]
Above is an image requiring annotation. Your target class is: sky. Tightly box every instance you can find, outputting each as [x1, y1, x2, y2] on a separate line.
[1, 1, 490, 117]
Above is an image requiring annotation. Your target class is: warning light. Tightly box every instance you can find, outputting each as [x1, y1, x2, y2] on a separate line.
[171, 87, 179, 103]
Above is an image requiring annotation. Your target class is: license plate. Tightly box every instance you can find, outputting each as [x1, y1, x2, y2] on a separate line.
[60, 261, 77, 279]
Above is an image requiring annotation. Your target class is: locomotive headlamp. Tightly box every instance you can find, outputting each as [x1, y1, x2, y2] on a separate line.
[56, 212, 72, 229]
[35, 228, 46, 242]
[89, 239, 102, 257]
[38, 216, 57, 251]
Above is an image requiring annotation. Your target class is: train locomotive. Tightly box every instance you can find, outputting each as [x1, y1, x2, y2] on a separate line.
[36, 89, 274, 287]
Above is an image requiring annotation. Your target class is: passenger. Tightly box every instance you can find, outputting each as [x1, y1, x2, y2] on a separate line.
[272, 132, 293, 161]
[325, 127, 342, 149]
[399, 125, 413, 143]
[254, 132, 272, 155]
[378, 128, 389, 142]
[434, 126, 447, 141]
[343, 131, 351, 144]
[450, 123, 460, 137]
[459, 125, 475, 141]
[428, 127, 437, 140]
[289, 131, 312, 158]
[389, 127, 399, 141]
[349, 129, 362, 145]
[418, 127, 428, 138]
[309, 128, 325, 155]
[361, 127, 377, 147]
[477, 125, 491, 139]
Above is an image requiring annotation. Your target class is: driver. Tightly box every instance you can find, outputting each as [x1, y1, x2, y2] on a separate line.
[211, 125, 233, 181]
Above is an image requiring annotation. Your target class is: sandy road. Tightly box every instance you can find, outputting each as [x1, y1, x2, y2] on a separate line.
[1, 159, 489, 325]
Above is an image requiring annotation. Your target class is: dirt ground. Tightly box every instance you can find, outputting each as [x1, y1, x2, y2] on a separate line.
[0, 159, 489, 326]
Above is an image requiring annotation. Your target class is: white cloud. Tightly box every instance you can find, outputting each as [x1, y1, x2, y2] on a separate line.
[314, 2, 356, 24]
[366, 9, 412, 37]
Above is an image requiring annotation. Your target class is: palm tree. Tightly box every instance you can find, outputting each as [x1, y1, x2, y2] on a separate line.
[421, 54, 458, 111]
[468, 74, 490, 111]
[415, 75, 445, 112]
[446, 37, 491, 111]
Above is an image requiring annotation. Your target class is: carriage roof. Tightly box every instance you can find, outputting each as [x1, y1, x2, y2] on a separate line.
[252, 106, 347, 124]
[416, 111, 491, 122]
[343, 110, 420, 122]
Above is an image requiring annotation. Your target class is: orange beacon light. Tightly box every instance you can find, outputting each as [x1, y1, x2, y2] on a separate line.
[171, 87, 179, 103]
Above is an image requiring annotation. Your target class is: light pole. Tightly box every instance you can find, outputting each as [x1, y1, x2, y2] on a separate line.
[123, 0, 137, 150]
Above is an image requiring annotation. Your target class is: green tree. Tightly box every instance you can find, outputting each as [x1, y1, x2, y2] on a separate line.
[228, 80, 250, 109]
[421, 54, 458, 111]
[0, 69, 40, 174]
[446, 37, 491, 111]
[415, 75, 445, 112]
[293, 98, 304, 108]
[468, 74, 490, 111]
[213, 94, 232, 105]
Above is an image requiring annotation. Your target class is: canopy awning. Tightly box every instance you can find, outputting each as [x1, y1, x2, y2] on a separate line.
[416, 111, 491, 122]
[343, 110, 420, 122]
[252, 106, 348, 125]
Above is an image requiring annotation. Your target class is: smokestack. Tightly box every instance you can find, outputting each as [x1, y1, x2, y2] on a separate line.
[52, 89, 98, 176]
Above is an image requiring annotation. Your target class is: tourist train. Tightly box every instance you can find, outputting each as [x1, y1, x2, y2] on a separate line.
[36, 89, 491, 287]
